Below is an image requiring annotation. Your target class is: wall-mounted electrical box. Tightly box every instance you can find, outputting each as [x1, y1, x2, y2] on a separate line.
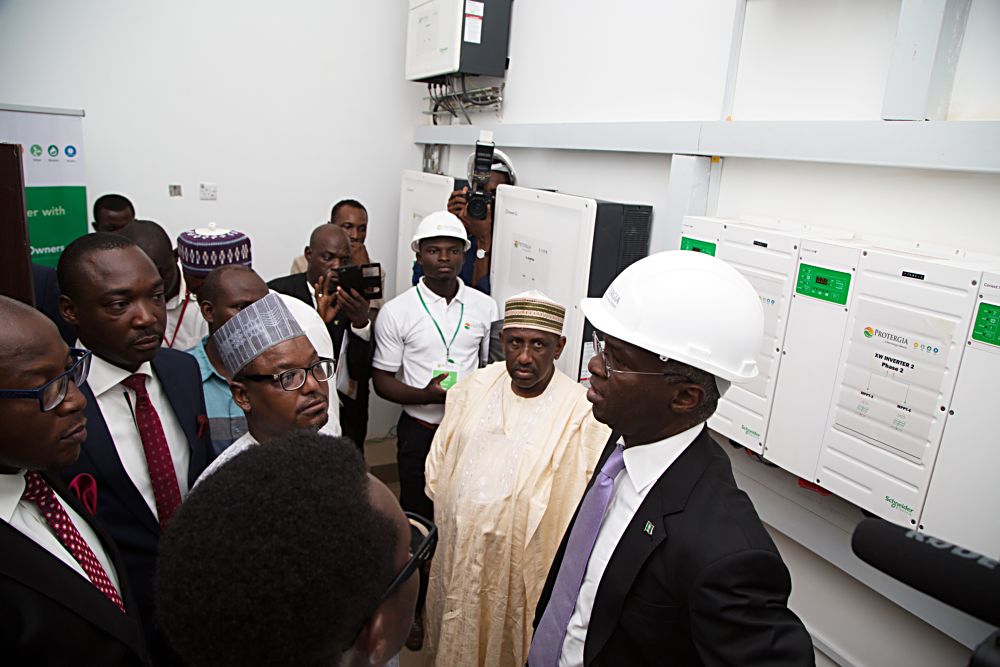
[765, 239, 863, 479]
[492, 185, 651, 384]
[919, 268, 1000, 558]
[679, 216, 722, 256]
[815, 249, 980, 528]
[396, 170, 454, 298]
[405, 0, 512, 82]
[700, 219, 804, 454]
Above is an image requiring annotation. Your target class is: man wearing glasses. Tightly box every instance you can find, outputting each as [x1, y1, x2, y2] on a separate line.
[196, 292, 337, 481]
[529, 251, 813, 667]
[0, 296, 148, 664]
[156, 431, 434, 667]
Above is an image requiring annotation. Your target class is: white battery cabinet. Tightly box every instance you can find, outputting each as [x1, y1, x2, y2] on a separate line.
[395, 170, 454, 298]
[707, 221, 803, 453]
[815, 249, 981, 527]
[765, 240, 863, 480]
[919, 270, 1000, 558]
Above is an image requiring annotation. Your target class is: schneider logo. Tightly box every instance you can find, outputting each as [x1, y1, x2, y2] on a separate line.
[884, 495, 915, 514]
[863, 326, 909, 346]
[740, 424, 760, 438]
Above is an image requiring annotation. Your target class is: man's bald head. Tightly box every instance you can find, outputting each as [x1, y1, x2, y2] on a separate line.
[0, 297, 54, 374]
[0, 296, 88, 472]
[304, 224, 352, 286]
[117, 220, 180, 300]
[198, 265, 269, 335]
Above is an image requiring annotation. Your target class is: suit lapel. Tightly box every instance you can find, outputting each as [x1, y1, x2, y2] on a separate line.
[79, 382, 160, 536]
[152, 353, 209, 484]
[0, 489, 145, 656]
[583, 430, 715, 665]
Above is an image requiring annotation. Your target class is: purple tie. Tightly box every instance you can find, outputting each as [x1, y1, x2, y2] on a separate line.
[529, 442, 626, 666]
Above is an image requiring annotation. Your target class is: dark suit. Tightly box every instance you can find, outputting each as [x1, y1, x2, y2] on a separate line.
[0, 470, 149, 666]
[31, 263, 76, 346]
[61, 348, 213, 666]
[267, 272, 373, 448]
[533, 429, 814, 667]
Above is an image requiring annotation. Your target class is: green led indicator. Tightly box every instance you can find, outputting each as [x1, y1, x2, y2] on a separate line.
[680, 236, 717, 256]
[795, 263, 852, 305]
[971, 302, 1000, 347]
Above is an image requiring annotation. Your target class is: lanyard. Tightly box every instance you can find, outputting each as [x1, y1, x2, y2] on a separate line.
[166, 292, 191, 349]
[416, 284, 464, 363]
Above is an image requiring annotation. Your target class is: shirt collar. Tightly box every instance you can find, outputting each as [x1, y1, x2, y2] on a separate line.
[77, 341, 155, 397]
[417, 277, 466, 305]
[189, 336, 226, 383]
[0, 470, 26, 523]
[165, 263, 190, 311]
[305, 277, 316, 304]
[621, 422, 705, 495]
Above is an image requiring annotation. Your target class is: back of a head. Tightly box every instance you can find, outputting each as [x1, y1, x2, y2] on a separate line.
[57, 232, 138, 300]
[156, 432, 398, 667]
[116, 219, 172, 255]
[197, 264, 263, 305]
[93, 193, 134, 219]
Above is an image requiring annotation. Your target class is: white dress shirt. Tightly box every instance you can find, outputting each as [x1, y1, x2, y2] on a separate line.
[373, 278, 498, 424]
[82, 348, 192, 520]
[559, 423, 705, 666]
[165, 269, 208, 351]
[0, 470, 121, 591]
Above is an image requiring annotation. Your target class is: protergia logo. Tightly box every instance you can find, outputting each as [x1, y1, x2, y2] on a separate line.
[864, 326, 909, 346]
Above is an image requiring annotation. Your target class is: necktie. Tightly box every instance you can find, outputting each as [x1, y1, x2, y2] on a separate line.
[528, 443, 627, 666]
[22, 470, 126, 613]
[122, 373, 182, 529]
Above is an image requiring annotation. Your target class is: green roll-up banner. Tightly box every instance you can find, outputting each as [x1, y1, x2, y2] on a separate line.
[0, 106, 88, 268]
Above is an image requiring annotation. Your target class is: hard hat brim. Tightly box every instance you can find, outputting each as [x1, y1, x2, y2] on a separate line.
[581, 295, 758, 383]
[410, 235, 473, 253]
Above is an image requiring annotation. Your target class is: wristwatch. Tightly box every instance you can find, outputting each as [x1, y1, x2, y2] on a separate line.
[476, 248, 490, 260]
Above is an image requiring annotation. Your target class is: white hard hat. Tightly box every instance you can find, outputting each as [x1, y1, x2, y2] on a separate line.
[410, 211, 471, 253]
[580, 250, 763, 384]
[465, 148, 518, 186]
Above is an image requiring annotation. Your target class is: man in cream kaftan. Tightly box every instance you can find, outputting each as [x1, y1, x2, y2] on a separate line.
[424, 291, 609, 667]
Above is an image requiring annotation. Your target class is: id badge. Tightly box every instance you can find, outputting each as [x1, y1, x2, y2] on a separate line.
[432, 359, 460, 390]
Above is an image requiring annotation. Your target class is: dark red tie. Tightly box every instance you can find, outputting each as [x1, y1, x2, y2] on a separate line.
[22, 470, 126, 613]
[122, 373, 182, 529]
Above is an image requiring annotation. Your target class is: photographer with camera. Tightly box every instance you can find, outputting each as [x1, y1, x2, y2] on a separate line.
[413, 137, 516, 295]
[268, 224, 375, 450]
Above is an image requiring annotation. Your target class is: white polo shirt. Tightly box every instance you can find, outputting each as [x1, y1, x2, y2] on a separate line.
[374, 278, 497, 424]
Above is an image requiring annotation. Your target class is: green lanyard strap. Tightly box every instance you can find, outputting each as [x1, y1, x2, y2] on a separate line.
[416, 284, 464, 363]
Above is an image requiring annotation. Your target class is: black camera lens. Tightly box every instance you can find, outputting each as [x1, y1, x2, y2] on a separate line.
[466, 194, 489, 220]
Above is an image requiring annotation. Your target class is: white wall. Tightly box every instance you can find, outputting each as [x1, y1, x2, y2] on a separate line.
[0, 0, 424, 283]
[732, 0, 901, 120]
[950, 0, 1000, 120]
[501, 1, 740, 122]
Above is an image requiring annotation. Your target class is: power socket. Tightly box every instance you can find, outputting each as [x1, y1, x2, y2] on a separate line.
[199, 183, 218, 201]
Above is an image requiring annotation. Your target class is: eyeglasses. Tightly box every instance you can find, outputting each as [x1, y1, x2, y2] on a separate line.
[345, 512, 438, 649]
[378, 512, 438, 606]
[237, 358, 334, 391]
[592, 332, 691, 381]
[0, 349, 91, 412]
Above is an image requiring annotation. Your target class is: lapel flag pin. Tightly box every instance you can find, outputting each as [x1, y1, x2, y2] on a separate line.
[643, 520, 654, 536]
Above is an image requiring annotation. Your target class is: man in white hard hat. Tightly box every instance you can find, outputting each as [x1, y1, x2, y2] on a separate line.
[529, 251, 814, 667]
[373, 210, 498, 649]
